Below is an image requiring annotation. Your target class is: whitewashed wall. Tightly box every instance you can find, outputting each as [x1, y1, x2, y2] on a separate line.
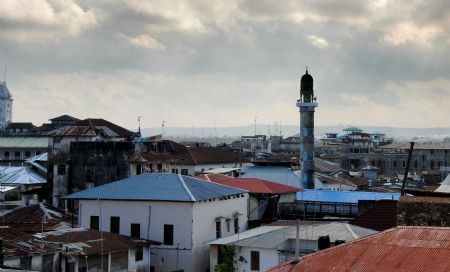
[192, 194, 249, 271]
[78, 200, 194, 271]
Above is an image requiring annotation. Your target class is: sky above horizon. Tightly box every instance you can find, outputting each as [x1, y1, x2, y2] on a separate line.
[1, 0, 450, 130]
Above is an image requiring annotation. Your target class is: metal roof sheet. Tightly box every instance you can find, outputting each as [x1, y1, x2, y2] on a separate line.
[210, 222, 377, 249]
[297, 189, 400, 203]
[64, 173, 246, 202]
[198, 176, 301, 194]
[0, 137, 48, 148]
[25, 152, 48, 173]
[0, 166, 46, 185]
[241, 166, 303, 188]
[268, 226, 450, 272]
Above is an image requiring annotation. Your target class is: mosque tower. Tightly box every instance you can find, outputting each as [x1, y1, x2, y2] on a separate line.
[296, 68, 317, 189]
[0, 81, 12, 130]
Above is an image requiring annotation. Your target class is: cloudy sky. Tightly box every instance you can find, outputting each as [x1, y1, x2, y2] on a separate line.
[1, 0, 449, 130]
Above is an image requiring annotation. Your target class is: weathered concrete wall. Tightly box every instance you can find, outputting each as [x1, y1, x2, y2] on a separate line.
[68, 141, 158, 193]
[397, 199, 450, 227]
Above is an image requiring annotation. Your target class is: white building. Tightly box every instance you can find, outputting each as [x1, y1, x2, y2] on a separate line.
[209, 222, 377, 272]
[65, 173, 249, 272]
[0, 81, 12, 130]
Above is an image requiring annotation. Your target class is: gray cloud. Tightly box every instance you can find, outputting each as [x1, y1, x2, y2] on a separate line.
[1, 0, 449, 129]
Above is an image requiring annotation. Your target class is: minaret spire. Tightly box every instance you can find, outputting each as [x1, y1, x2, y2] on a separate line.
[296, 69, 318, 189]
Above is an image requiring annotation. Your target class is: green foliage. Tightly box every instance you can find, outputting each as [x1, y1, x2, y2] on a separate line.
[214, 244, 236, 272]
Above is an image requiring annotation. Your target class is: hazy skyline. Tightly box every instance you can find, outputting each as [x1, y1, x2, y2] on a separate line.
[1, 0, 450, 130]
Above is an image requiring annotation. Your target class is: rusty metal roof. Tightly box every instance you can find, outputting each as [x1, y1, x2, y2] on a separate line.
[46, 118, 135, 138]
[197, 176, 301, 194]
[268, 226, 450, 272]
[36, 228, 159, 255]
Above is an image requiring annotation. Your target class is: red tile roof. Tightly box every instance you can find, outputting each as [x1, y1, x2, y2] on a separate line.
[351, 200, 398, 231]
[268, 226, 450, 272]
[196, 174, 301, 194]
[196, 173, 235, 183]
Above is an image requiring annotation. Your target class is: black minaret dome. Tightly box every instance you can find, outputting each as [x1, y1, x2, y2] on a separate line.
[300, 68, 314, 102]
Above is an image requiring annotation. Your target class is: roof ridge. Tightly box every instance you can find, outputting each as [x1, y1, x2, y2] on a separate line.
[258, 178, 273, 193]
[178, 174, 196, 202]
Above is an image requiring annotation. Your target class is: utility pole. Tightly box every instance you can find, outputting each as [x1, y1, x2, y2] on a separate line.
[254, 116, 257, 135]
[401, 142, 415, 196]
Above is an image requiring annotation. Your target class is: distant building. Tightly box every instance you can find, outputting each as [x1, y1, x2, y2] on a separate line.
[129, 140, 241, 176]
[65, 173, 249, 272]
[0, 81, 12, 130]
[0, 136, 47, 166]
[3, 122, 36, 136]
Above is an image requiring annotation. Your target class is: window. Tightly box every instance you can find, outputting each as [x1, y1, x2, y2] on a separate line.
[163, 224, 174, 245]
[90, 216, 99, 230]
[181, 169, 188, 175]
[42, 254, 54, 272]
[135, 247, 143, 261]
[36, 151, 41, 155]
[57, 165, 66, 176]
[20, 256, 32, 270]
[53, 136, 62, 149]
[110, 217, 120, 234]
[136, 164, 142, 175]
[24, 151, 31, 158]
[250, 251, 260, 271]
[216, 221, 221, 238]
[226, 219, 231, 232]
[234, 218, 239, 233]
[14, 151, 21, 158]
[131, 223, 140, 238]
[4, 151, 9, 158]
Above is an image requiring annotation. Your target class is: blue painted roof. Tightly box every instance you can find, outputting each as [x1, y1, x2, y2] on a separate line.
[297, 189, 400, 203]
[64, 173, 246, 202]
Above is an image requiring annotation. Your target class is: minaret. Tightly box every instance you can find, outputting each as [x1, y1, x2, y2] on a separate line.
[0, 81, 12, 130]
[296, 68, 318, 189]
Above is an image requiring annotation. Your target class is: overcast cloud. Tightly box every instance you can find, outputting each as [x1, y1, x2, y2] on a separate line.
[1, 0, 449, 130]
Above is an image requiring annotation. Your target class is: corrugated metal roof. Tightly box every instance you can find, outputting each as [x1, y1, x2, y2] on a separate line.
[0, 166, 46, 185]
[241, 166, 303, 188]
[197, 176, 301, 194]
[35, 228, 158, 255]
[210, 222, 377, 249]
[0, 137, 48, 148]
[268, 226, 450, 272]
[25, 152, 47, 173]
[64, 173, 246, 202]
[297, 189, 400, 203]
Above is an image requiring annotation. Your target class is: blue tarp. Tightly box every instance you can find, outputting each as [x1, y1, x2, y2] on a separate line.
[297, 189, 400, 203]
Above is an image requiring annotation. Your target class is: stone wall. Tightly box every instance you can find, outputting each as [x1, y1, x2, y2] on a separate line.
[397, 197, 450, 227]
